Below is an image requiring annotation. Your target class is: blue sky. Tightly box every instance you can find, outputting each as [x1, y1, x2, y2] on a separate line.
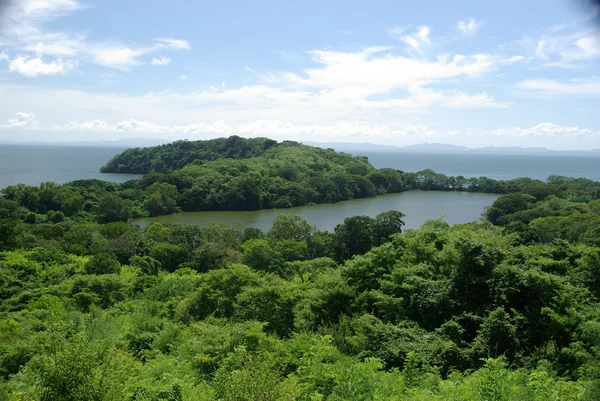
[0, 0, 599, 149]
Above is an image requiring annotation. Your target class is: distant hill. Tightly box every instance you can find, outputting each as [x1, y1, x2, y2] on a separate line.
[302, 141, 402, 152]
[304, 141, 600, 155]
[2, 137, 598, 155]
[395, 143, 471, 152]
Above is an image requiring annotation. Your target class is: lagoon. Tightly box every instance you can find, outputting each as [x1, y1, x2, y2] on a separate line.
[131, 190, 500, 232]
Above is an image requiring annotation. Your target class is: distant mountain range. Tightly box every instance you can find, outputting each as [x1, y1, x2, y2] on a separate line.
[0, 138, 598, 155]
[303, 141, 600, 155]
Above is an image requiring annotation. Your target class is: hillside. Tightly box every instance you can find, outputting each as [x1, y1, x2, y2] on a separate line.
[99, 137, 407, 214]
[100, 136, 279, 174]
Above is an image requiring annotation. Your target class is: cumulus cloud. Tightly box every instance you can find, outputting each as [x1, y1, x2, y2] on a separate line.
[61, 119, 111, 131]
[2, 112, 38, 128]
[151, 57, 171, 65]
[8, 56, 68, 77]
[456, 18, 482, 36]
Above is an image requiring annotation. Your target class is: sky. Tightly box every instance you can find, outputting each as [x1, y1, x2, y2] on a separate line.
[0, 0, 599, 150]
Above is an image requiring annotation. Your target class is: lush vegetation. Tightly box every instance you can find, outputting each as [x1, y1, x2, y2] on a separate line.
[100, 136, 280, 174]
[1, 147, 600, 399]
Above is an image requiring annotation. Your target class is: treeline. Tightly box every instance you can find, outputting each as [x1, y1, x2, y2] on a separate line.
[1, 174, 600, 399]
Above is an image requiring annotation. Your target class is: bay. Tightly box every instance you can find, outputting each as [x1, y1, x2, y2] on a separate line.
[353, 151, 600, 181]
[0, 145, 141, 189]
[131, 191, 500, 232]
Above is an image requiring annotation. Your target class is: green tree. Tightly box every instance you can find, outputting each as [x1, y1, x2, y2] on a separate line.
[85, 253, 121, 275]
[373, 210, 405, 245]
[267, 214, 314, 242]
[474, 308, 519, 362]
[130, 255, 162, 275]
[334, 216, 375, 261]
[241, 239, 280, 271]
[486, 193, 536, 225]
[145, 182, 180, 217]
[97, 193, 132, 223]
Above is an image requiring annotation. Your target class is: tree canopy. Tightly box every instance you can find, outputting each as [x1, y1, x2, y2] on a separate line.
[1, 137, 600, 399]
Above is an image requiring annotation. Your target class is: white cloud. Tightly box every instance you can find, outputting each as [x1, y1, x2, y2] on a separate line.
[5, 114, 596, 144]
[444, 91, 509, 108]
[154, 38, 191, 50]
[91, 47, 148, 70]
[2, 112, 38, 128]
[517, 78, 600, 96]
[456, 18, 482, 36]
[0, 44, 522, 136]
[2, 114, 457, 143]
[61, 119, 111, 131]
[24, 37, 82, 56]
[8, 56, 67, 77]
[151, 57, 171, 65]
[534, 40, 547, 59]
[524, 27, 600, 68]
[487, 123, 596, 138]
[0, 1, 190, 73]
[19, 0, 83, 18]
[88, 40, 190, 70]
[393, 25, 431, 53]
[575, 35, 600, 58]
[0, 1, 84, 44]
[280, 47, 522, 109]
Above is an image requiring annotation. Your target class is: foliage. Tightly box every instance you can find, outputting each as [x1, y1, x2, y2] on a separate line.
[1, 138, 600, 399]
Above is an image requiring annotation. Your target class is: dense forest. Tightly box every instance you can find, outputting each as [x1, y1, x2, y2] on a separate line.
[1, 138, 600, 400]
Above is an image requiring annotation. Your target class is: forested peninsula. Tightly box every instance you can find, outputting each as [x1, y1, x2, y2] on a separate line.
[1, 136, 600, 399]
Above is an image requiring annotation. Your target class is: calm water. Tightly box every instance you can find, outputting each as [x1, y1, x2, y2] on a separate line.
[0, 146, 141, 189]
[354, 152, 600, 181]
[132, 191, 500, 232]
